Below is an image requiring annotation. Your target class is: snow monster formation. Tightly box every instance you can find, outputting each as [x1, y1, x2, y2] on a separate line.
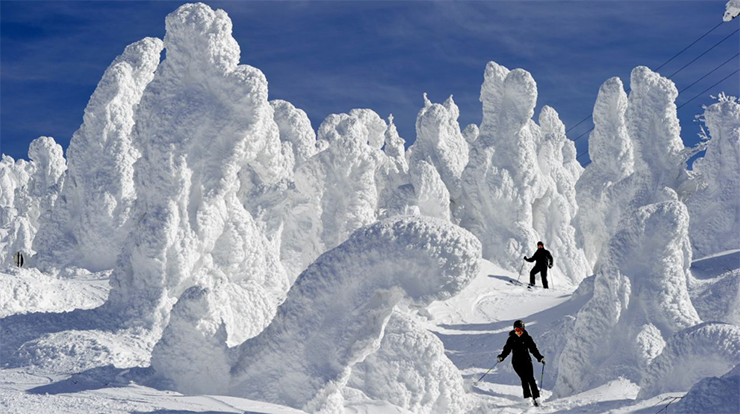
[554, 67, 718, 398]
[348, 311, 468, 413]
[32, 38, 163, 273]
[227, 217, 481, 413]
[459, 62, 588, 285]
[0, 137, 66, 267]
[573, 77, 634, 267]
[104, 3, 291, 345]
[406, 94, 468, 220]
[686, 96, 740, 258]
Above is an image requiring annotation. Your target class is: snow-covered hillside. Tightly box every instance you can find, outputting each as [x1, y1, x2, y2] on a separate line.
[1, 3, 738, 414]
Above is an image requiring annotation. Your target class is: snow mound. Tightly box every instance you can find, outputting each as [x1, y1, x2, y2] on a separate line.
[674, 363, 740, 413]
[348, 312, 468, 414]
[638, 322, 740, 399]
[229, 216, 481, 413]
[376, 115, 412, 219]
[687, 97, 740, 258]
[459, 61, 588, 286]
[33, 38, 163, 273]
[104, 2, 290, 340]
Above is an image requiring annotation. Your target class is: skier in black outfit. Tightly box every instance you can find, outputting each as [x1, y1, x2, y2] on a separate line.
[524, 241, 553, 289]
[497, 320, 545, 407]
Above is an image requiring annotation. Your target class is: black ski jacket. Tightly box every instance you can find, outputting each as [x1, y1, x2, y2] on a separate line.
[498, 330, 544, 365]
[526, 248, 553, 269]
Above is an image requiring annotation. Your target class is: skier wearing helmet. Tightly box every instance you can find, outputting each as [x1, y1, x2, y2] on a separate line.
[497, 320, 545, 407]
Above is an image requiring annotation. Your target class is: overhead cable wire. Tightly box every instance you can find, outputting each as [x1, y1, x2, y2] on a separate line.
[666, 28, 740, 79]
[654, 21, 725, 71]
[677, 68, 740, 109]
[566, 21, 732, 136]
[679, 52, 740, 93]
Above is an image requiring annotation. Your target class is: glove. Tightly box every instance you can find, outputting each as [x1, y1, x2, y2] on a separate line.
[523, 256, 528, 260]
[540, 357, 546, 365]
[548, 264, 552, 269]
[496, 356, 504, 363]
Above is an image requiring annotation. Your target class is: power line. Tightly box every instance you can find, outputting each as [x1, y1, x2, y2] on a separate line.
[654, 21, 724, 72]
[567, 22, 735, 137]
[677, 68, 740, 109]
[666, 28, 740, 79]
[565, 114, 592, 133]
[679, 52, 740, 93]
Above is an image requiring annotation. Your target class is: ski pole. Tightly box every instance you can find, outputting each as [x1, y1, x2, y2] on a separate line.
[540, 362, 545, 389]
[473, 360, 499, 386]
[517, 262, 525, 283]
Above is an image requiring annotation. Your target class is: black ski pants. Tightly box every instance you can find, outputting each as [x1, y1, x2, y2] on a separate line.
[513, 360, 540, 399]
[530, 266, 549, 288]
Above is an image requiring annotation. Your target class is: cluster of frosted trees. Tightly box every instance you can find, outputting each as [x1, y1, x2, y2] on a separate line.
[1, 3, 738, 413]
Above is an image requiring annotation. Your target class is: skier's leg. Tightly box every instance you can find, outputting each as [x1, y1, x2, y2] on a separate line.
[513, 363, 532, 398]
[530, 267, 538, 286]
[528, 367, 540, 398]
[541, 267, 549, 289]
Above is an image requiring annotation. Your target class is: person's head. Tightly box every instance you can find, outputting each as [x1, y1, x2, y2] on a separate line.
[537, 241, 544, 249]
[514, 319, 525, 336]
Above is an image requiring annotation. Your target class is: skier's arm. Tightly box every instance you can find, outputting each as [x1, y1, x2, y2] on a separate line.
[527, 335, 544, 362]
[525, 254, 535, 263]
[497, 337, 513, 361]
[547, 251, 553, 268]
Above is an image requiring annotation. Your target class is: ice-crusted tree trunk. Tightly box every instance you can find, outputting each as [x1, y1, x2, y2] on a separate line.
[555, 67, 704, 397]
[33, 38, 163, 273]
[459, 62, 588, 285]
[686, 96, 740, 258]
[106, 4, 290, 345]
[407, 94, 468, 221]
[573, 77, 634, 268]
[228, 217, 481, 414]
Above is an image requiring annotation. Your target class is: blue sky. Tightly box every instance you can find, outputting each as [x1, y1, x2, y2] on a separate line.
[1, 1, 738, 164]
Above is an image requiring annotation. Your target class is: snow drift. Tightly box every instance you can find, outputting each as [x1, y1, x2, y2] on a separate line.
[674, 363, 740, 413]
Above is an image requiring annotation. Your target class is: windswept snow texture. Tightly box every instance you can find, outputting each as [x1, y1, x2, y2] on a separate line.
[638, 323, 740, 399]
[674, 363, 740, 414]
[230, 217, 481, 413]
[459, 62, 588, 285]
[348, 312, 468, 414]
[687, 98, 740, 258]
[32, 38, 163, 273]
[105, 3, 290, 342]
[556, 67, 702, 398]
